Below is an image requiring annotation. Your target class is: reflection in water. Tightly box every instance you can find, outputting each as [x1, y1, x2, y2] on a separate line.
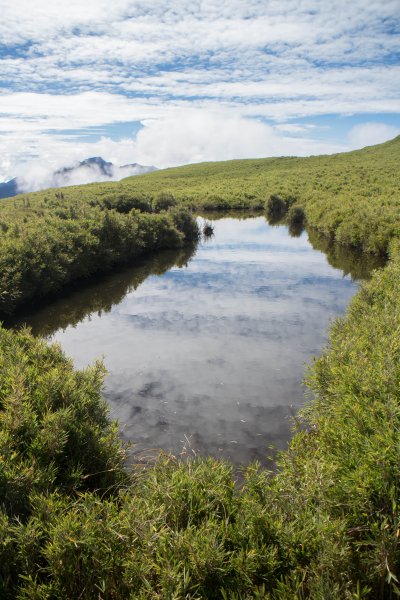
[11, 216, 385, 464]
[266, 214, 386, 279]
[10, 245, 197, 337]
[307, 228, 386, 280]
[287, 221, 305, 238]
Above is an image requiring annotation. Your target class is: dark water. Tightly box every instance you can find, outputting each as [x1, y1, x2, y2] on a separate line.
[12, 216, 384, 464]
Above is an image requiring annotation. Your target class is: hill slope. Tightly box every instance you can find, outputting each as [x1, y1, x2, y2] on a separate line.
[120, 135, 400, 203]
[4, 135, 399, 255]
[117, 135, 400, 254]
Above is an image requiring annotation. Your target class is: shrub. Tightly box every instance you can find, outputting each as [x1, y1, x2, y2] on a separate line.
[287, 205, 306, 226]
[153, 192, 177, 212]
[265, 194, 287, 219]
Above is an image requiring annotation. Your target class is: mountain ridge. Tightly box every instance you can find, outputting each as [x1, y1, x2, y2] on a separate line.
[0, 157, 157, 199]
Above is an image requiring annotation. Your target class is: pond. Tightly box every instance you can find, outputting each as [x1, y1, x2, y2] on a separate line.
[12, 215, 384, 464]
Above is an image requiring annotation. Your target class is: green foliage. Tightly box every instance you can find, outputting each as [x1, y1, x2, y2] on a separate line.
[153, 191, 177, 212]
[287, 204, 306, 226]
[0, 201, 199, 315]
[270, 239, 400, 597]
[170, 207, 201, 242]
[265, 194, 287, 221]
[0, 327, 127, 521]
[64, 134, 396, 255]
[92, 192, 153, 213]
[265, 194, 295, 221]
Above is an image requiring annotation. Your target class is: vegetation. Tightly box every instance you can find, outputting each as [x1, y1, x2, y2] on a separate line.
[1, 137, 400, 597]
[0, 201, 199, 315]
[111, 135, 397, 256]
[2, 135, 394, 254]
[202, 220, 215, 238]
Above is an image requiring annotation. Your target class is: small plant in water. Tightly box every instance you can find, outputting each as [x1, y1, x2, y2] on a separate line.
[202, 221, 214, 238]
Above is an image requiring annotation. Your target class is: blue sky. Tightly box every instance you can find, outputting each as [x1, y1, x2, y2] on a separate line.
[0, 0, 399, 184]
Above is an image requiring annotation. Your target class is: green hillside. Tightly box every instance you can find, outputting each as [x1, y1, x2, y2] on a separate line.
[1, 138, 400, 598]
[120, 135, 399, 211]
[117, 136, 400, 254]
[118, 134, 400, 254]
[3, 135, 399, 258]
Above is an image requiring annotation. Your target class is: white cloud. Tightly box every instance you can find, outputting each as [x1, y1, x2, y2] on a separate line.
[131, 110, 346, 168]
[348, 122, 400, 148]
[0, 108, 347, 189]
[2, 0, 399, 100]
[0, 0, 398, 179]
[15, 160, 154, 193]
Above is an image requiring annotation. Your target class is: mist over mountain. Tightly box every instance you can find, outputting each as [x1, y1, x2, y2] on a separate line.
[0, 179, 18, 199]
[0, 157, 157, 199]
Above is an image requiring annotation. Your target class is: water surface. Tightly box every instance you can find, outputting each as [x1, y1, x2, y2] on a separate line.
[13, 216, 383, 464]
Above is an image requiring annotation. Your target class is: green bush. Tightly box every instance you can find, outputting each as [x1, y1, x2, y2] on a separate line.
[98, 192, 153, 213]
[171, 207, 201, 242]
[265, 194, 287, 219]
[287, 204, 306, 226]
[0, 327, 127, 520]
[153, 192, 177, 212]
[0, 207, 199, 315]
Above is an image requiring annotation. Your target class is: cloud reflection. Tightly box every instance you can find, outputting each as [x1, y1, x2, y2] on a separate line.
[11, 216, 384, 464]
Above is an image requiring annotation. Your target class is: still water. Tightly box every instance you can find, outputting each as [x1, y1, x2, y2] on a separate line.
[13, 216, 384, 464]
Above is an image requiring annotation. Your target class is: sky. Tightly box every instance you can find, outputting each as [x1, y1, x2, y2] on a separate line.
[0, 0, 399, 185]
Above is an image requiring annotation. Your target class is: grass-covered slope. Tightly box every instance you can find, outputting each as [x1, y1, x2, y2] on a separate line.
[118, 135, 400, 254]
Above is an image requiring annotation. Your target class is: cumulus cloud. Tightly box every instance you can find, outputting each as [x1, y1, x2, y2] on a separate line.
[0, 105, 349, 182]
[0, 107, 349, 191]
[131, 110, 345, 168]
[348, 122, 400, 148]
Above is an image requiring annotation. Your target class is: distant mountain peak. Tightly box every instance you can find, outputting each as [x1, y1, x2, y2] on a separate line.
[0, 158, 158, 199]
[56, 156, 114, 178]
[120, 162, 157, 174]
[85, 156, 108, 163]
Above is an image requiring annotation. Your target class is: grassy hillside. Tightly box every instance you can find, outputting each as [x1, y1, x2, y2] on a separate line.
[1, 137, 400, 598]
[117, 134, 400, 254]
[120, 136, 399, 205]
[3, 135, 399, 259]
